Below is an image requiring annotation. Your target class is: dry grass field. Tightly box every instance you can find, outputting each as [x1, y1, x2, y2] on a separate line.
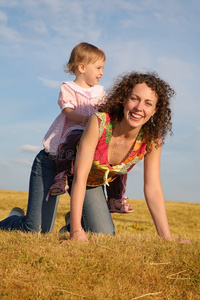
[0, 190, 199, 300]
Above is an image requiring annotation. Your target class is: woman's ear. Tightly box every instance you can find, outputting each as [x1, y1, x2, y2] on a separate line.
[78, 63, 86, 74]
[123, 98, 127, 106]
[152, 107, 158, 116]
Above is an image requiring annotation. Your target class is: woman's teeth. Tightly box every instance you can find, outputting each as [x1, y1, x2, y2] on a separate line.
[131, 113, 142, 119]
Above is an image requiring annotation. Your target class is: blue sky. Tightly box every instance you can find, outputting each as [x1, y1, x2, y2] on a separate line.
[0, 0, 199, 203]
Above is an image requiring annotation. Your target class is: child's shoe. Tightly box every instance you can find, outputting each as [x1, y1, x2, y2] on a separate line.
[46, 171, 69, 201]
[108, 197, 135, 213]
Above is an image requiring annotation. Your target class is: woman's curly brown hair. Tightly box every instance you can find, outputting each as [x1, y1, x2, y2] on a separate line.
[98, 71, 175, 151]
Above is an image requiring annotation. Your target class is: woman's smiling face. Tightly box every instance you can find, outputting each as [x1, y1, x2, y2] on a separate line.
[123, 83, 158, 129]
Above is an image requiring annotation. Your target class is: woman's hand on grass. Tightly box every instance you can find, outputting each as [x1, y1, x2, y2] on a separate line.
[70, 230, 88, 242]
[164, 237, 191, 243]
[174, 237, 191, 243]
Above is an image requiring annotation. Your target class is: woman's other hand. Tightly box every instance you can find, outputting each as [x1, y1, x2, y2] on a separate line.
[70, 229, 88, 242]
[174, 237, 191, 243]
[164, 237, 191, 243]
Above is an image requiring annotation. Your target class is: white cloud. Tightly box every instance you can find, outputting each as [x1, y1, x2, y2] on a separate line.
[0, 161, 9, 167]
[0, 24, 20, 42]
[0, 9, 7, 22]
[26, 20, 48, 35]
[0, 157, 33, 169]
[172, 127, 200, 151]
[0, 0, 18, 8]
[120, 19, 135, 28]
[38, 77, 61, 88]
[104, 40, 153, 83]
[13, 158, 32, 167]
[157, 56, 196, 82]
[19, 145, 41, 153]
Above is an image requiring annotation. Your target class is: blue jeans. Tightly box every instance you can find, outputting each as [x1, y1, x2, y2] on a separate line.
[72, 184, 115, 235]
[0, 150, 115, 235]
[0, 150, 59, 233]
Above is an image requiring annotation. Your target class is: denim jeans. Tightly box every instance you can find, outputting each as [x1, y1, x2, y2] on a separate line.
[67, 180, 115, 235]
[0, 149, 115, 235]
[82, 186, 115, 234]
[0, 150, 59, 233]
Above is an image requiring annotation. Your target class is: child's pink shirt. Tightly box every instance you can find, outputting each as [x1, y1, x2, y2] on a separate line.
[43, 81, 106, 154]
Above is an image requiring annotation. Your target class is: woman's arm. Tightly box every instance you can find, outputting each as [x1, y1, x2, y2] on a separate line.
[70, 114, 99, 241]
[144, 144, 172, 238]
[144, 145, 190, 243]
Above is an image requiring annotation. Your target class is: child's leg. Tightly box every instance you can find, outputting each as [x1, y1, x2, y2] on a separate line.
[106, 174, 127, 199]
[47, 171, 69, 197]
[48, 130, 83, 197]
[106, 174, 134, 213]
[56, 129, 83, 174]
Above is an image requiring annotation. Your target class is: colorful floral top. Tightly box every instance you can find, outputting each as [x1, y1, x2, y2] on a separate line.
[86, 112, 148, 187]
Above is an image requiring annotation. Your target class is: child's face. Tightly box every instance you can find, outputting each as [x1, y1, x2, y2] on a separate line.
[81, 58, 105, 87]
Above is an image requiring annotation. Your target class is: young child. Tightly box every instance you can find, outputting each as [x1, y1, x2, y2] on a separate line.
[44, 42, 133, 213]
[44, 42, 106, 197]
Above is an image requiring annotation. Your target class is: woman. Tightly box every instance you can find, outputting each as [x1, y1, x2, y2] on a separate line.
[61, 71, 190, 243]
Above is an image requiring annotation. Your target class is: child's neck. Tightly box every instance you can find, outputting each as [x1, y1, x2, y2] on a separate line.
[74, 78, 92, 89]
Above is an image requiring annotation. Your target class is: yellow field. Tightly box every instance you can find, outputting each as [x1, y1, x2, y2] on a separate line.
[0, 190, 199, 299]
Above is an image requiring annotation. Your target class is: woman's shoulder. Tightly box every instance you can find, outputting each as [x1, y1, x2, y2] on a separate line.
[95, 111, 107, 118]
[137, 130, 155, 146]
[94, 112, 114, 123]
[94, 112, 115, 139]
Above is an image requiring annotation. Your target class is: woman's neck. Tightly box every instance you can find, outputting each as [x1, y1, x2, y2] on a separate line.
[108, 120, 141, 165]
[114, 120, 141, 141]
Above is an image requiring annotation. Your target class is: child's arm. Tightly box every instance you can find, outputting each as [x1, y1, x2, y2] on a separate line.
[58, 83, 90, 126]
[62, 107, 89, 126]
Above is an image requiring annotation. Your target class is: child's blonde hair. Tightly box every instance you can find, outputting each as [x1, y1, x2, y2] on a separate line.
[64, 42, 106, 75]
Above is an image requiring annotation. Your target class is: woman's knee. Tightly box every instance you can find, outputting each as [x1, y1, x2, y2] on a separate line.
[82, 185, 115, 235]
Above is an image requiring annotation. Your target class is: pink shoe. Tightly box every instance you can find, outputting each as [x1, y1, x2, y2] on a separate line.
[46, 171, 69, 201]
[108, 197, 135, 213]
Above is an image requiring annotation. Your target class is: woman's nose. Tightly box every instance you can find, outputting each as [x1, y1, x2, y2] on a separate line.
[135, 101, 143, 110]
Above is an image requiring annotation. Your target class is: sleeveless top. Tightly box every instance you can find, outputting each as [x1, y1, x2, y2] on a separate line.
[86, 112, 148, 187]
